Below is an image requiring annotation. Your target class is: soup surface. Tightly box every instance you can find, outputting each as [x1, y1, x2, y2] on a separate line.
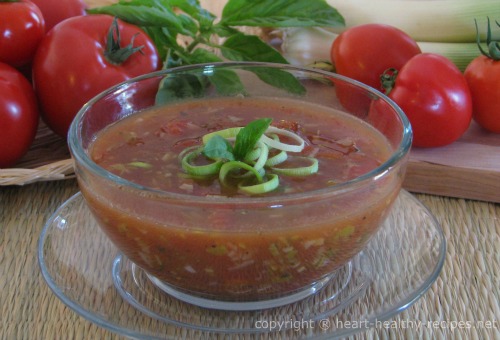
[90, 97, 392, 196]
[82, 96, 401, 301]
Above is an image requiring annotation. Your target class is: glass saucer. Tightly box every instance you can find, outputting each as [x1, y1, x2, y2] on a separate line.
[38, 190, 445, 339]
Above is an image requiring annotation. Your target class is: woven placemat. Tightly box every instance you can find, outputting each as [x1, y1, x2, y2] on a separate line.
[1, 180, 498, 339]
[0, 121, 73, 185]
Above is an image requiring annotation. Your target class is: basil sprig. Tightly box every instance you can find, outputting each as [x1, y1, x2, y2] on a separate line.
[89, 0, 344, 62]
[88, 0, 344, 100]
[204, 118, 272, 161]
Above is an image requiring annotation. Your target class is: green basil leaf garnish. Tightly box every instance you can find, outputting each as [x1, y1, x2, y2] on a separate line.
[233, 118, 272, 161]
[203, 135, 235, 161]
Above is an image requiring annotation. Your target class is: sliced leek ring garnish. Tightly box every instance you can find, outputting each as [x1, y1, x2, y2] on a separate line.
[265, 150, 288, 167]
[181, 147, 223, 176]
[239, 174, 279, 195]
[250, 141, 269, 172]
[264, 133, 288, 167]
[244, 146, 262, 163]
[219, 161, 263, 185]
[178, 145, 202, 161]
[180, 120, 319, 195]
[260, 126, 305, 152]
[271, 157, 319, 176]
[202, 127, 242, 144]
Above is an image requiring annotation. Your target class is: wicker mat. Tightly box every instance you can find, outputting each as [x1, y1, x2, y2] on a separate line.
[1, 180, 499, 339]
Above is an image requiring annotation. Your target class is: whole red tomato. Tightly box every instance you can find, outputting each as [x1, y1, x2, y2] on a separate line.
[32, 14, 161, 137]
[330, 24, 421, 116]
[385, 53, 472, 148]
[331, 24, 421, 92]
[0, 0, 45, 68]
[0, 62, 39, 168]
[29, 0, 87, 32]
[464, 38, 500, 133]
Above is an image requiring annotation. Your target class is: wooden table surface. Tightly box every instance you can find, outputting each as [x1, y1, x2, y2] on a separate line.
[1, 179, 499, 339]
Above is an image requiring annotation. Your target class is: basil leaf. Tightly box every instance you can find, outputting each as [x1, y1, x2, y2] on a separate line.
[221, 34, 305, 95]
[233, 118, 272, 161]
[250, 68, 306, 95]
[164, 50, 186, 69]
[220, 0, 345, 28]
[156, 48, 246, 102]
[155, 73, 208, 104]
[88, 0, 197, 37]
[221, 33, 288, 63]
[211, 25, 241, 38]
[141, 26, 181, 60]
[176, 13, 199, 36]
[209, 68, 248, 96]
[203, 135, 235, 161]
[186, 47, 224, 64]
[167, 0, 216, 32]
[187, 48, 246, 96]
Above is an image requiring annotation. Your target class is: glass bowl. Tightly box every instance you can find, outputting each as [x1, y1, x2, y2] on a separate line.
[68, 62, 412, 310]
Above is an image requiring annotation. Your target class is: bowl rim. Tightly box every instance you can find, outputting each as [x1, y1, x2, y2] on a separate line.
[68, 61, 412, 206]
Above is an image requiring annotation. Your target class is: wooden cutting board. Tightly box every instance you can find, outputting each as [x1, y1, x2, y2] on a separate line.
[405, 122, 500, 203]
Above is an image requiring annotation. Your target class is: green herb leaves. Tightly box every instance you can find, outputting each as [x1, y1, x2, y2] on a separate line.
[88, 0, 344, 99]
[90, 0, 344, 62]
[203, 118, 272, 161]
[233, 118, 272, 160]
[181, 117, 318, 195]
[220, 0, 345, 28]
[203, 135, 235, 161]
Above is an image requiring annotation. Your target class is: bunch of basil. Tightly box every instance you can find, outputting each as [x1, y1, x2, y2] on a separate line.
[89, 0, 345, 100]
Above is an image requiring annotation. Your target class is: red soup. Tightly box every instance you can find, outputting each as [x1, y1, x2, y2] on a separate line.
[80, 96, 403, 301]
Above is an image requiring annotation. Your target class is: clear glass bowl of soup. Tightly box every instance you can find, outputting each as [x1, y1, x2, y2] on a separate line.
[68, 62, 412, 309]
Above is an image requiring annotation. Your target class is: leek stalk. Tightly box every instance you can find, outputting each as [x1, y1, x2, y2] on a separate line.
[325, 0, 500, 43]
[417, 41, 480, 71]
[281, 27, 481, 71]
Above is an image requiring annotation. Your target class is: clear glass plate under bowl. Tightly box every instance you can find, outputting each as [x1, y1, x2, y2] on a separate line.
[38, 190, 445, 339]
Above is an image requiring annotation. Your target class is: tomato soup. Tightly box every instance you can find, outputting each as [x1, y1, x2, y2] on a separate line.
[80, 96, 403, 301]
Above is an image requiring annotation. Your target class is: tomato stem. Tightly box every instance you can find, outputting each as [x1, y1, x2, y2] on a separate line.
[475, 18, 500, 61]
[104, 17, 144, 65]
[380, 68, 398, 96]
